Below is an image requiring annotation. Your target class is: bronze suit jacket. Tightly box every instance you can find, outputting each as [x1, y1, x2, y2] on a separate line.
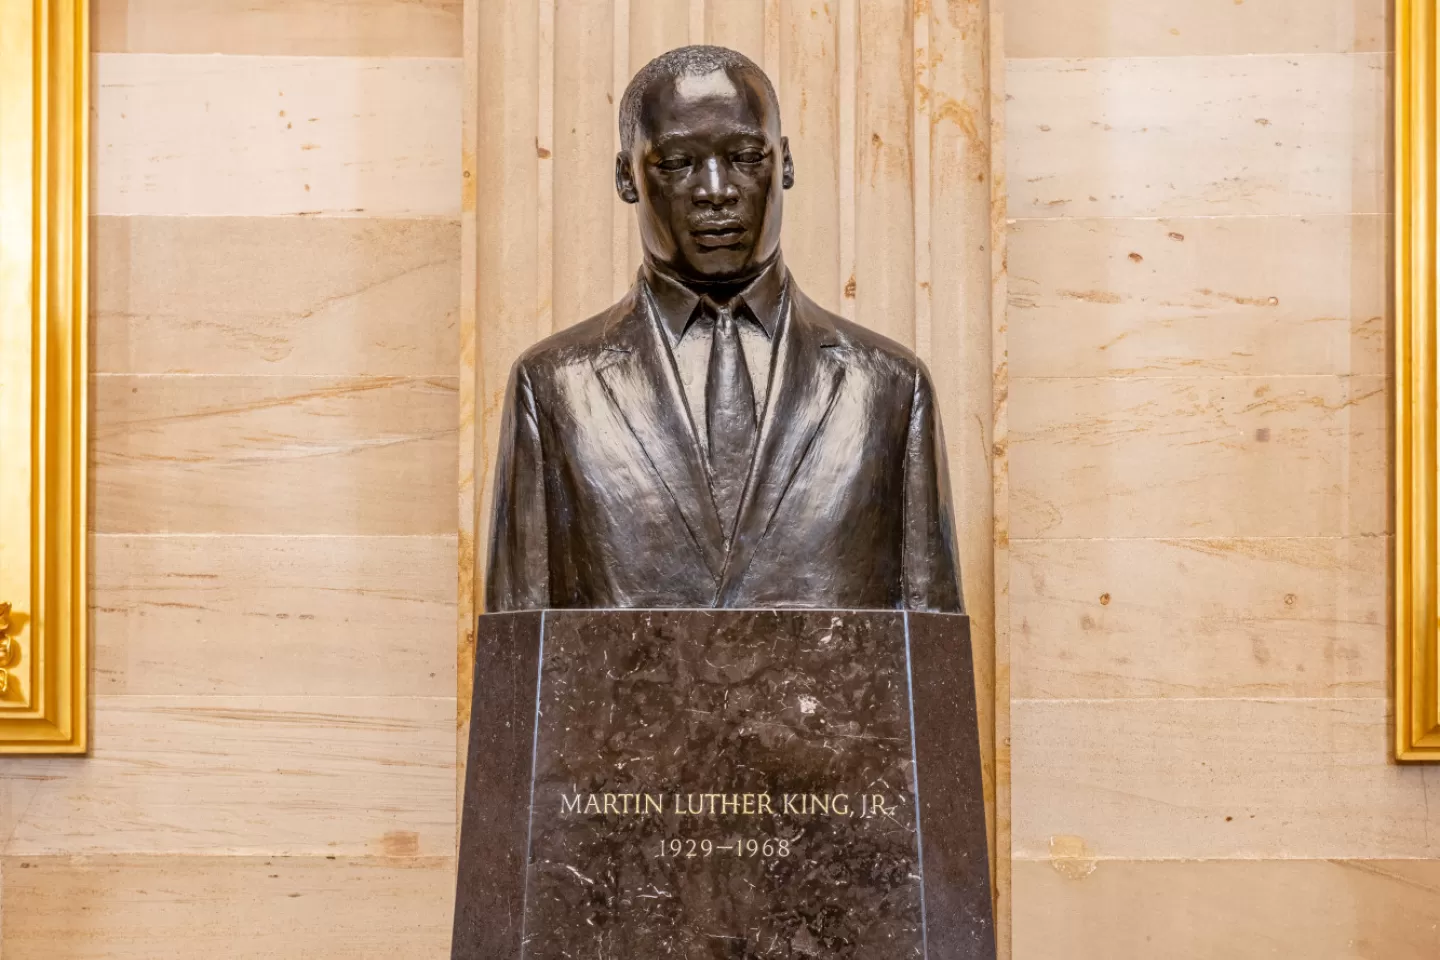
[484, 275, 964, 613]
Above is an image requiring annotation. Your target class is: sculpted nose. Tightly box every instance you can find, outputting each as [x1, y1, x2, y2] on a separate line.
[693, 157, 739, 206]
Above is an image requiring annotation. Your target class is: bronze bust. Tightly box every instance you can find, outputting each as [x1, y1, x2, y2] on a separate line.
[486, 46, 962, 613]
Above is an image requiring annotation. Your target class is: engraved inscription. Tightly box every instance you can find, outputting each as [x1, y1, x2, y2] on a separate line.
[559, 791, 900, 819]
[553, 789, 906, 864]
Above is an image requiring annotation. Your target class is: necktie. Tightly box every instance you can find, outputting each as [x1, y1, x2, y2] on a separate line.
[703, 297, 757, 536]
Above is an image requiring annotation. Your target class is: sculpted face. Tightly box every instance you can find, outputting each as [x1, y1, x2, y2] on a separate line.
[617, 66, 794, 285]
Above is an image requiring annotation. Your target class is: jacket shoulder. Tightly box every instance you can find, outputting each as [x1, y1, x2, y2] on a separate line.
[795, 289, 929, 385]
[512, 293, 633, 378]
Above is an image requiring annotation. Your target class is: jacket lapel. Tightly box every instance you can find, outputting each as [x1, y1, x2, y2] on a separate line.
[716, 285, 846, 603]
[593, 289, 728, 580]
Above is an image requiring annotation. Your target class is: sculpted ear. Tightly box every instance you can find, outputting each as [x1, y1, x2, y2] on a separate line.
[615, 153, 639, 204]
[781, 137, 794, 190]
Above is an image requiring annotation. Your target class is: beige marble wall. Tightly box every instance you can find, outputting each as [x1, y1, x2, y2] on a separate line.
[11, 1, 1418, 956]
[1004, 2, 1440, 956]
[0, 2, 463, 955]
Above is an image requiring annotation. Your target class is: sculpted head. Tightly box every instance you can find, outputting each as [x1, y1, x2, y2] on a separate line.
[616, 46, 794, 287]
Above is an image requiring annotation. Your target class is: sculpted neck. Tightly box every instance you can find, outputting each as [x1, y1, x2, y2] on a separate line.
[643, 249, 785, 303]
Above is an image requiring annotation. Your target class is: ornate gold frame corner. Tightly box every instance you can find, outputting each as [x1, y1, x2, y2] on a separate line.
[1396, 0, 1440, 762]
[0, 0, 89, 754]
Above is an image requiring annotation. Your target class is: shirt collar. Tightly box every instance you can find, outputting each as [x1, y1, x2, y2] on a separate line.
[642, 254, 788, 346]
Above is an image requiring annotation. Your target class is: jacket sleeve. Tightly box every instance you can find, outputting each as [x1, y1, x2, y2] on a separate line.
[901, 362, 965, 613]
[484, 360, 550, 612]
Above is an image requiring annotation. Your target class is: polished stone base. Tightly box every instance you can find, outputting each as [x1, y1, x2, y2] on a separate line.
[453, 610, 994, 960]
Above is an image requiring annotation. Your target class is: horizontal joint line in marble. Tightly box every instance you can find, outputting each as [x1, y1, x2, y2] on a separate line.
[1005, 52, 1395, 66]
[1008, 213, 1392, 225]
[116, 212, 465, 221]
[1010, 373, 1389, 383]
[97, 52, 463, 65]
[94, 213, 463, 221]
[1012, 696, 1388, 705]
[92, 373, 462, 380]
[93, 532, 459, 540]
[1009, 855, 1439, 864]
[1009, 534, 1389, 544]
[0, 853, 460, 862]
[91, 695, 458, 703]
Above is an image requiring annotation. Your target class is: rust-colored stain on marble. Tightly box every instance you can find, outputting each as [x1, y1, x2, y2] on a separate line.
[1197, 287, 1279, 308]
[934, 95, 983, 153]
[1048, 835, 1097, 880]
[381, 831, 421, 857]
[1058, 289, 1122, 304]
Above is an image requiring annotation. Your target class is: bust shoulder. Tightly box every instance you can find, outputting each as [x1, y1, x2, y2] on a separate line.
[789, 286, 929, 388]
[511, 293, 636, 378]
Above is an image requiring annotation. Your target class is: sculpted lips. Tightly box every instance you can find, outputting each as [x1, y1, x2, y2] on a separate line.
[690, 220, 748, 249]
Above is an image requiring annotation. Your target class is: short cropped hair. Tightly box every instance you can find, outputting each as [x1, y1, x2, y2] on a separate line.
[618, 45, 779, 152]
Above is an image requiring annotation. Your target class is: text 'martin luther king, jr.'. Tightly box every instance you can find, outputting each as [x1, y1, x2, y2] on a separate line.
[485, 46, 963, 614]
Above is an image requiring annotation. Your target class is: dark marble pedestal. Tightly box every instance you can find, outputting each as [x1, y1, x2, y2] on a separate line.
[453, 610, 993, 960]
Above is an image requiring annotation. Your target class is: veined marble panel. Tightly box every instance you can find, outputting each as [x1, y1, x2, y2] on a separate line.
[1006, 0, 1387, 59]
[853, 0, 916, 346]
[94, 217, 460, 376]
[95, 0, 464, 57]
[777, 0, 844, 313]
[705, 0, 766, 65]
[1012, 858, 1440, 960]
[1011, 698, 1440, 860]
[93, 534, 457, 696]
[0, 697, 455, 855]
[1, 856, 454, 958]
[94, 54, 462, 217]
[1009, 215, 1387, 378]
[93, 375, 458, 535]
[1007, 54, 1388, 219]
[1010, 374, 1387, 540]
[1011, 536, 1386, 699]
[552, 0, 625, 329]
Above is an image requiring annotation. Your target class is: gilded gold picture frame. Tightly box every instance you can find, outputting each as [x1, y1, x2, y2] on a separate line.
[1396, 0, 1440, 761]
[0, 0, 88, 753]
